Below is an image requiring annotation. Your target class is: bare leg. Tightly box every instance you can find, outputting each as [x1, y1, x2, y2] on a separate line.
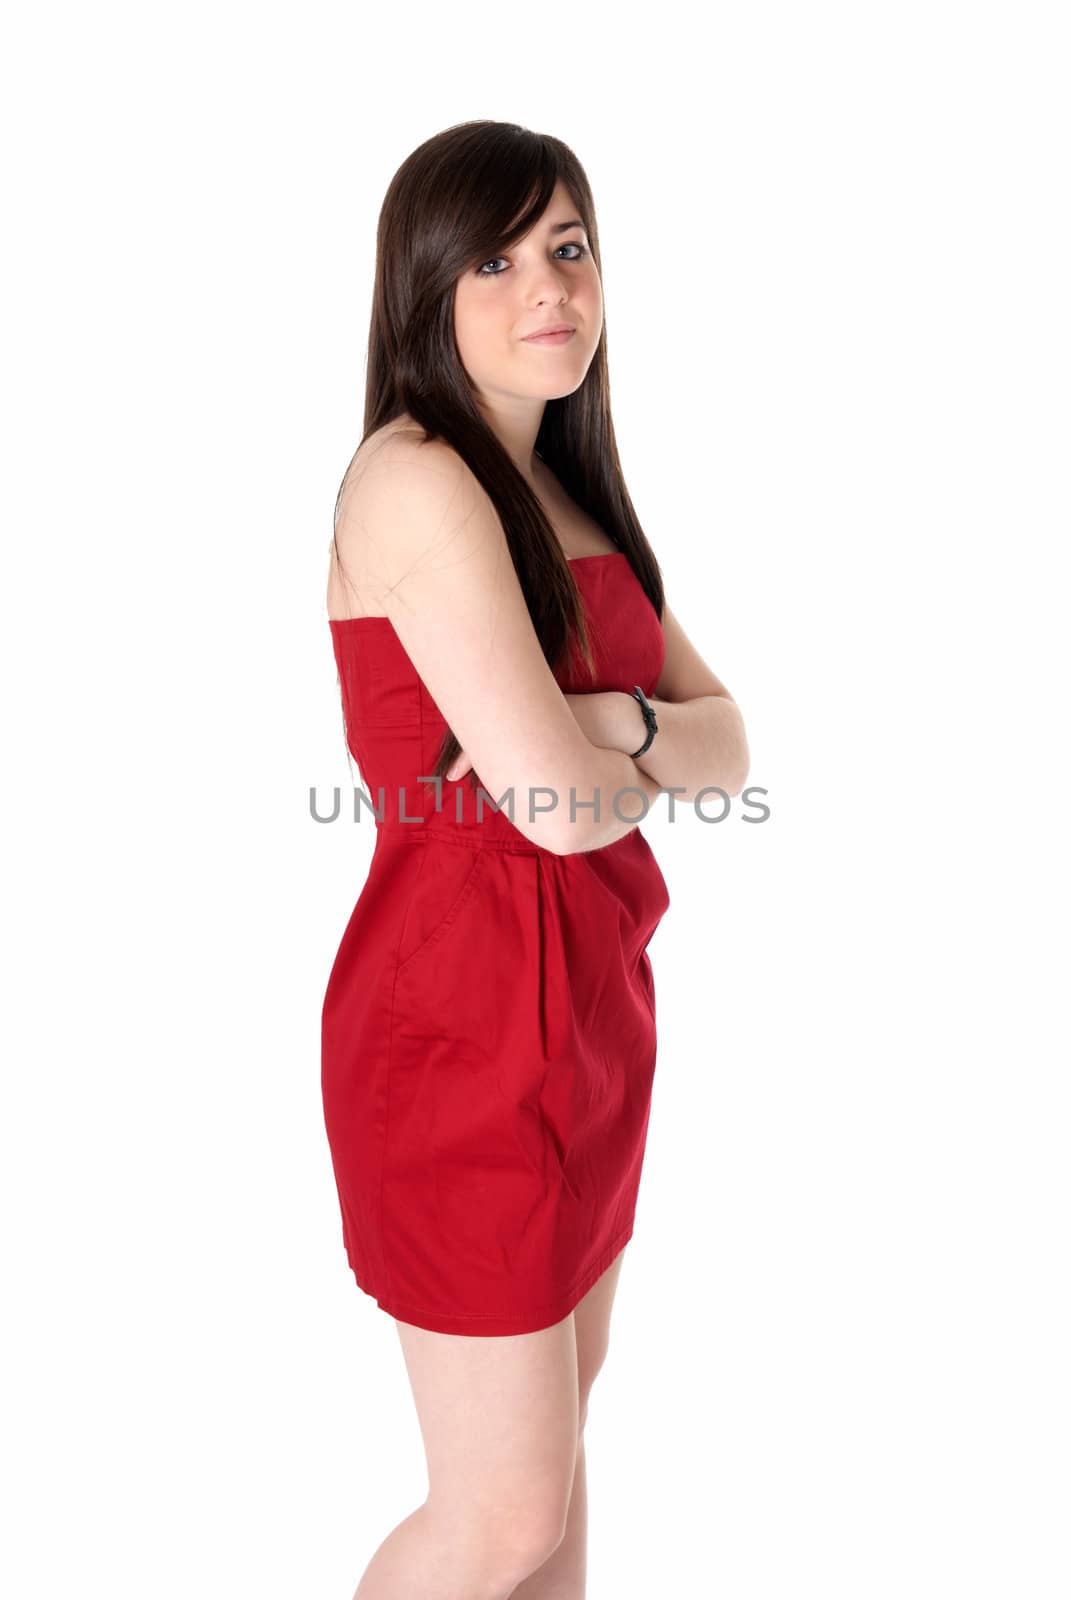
[505, 1247, 627, 1600]
[351, 1313, 578, 1599]
[351, 1497, 550, 1600]
[504, 1435, 589, 1600]
[351, 1248, 627, 1600]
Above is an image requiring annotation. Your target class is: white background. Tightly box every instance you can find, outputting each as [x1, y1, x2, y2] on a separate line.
[3, 3, 1067, 1596]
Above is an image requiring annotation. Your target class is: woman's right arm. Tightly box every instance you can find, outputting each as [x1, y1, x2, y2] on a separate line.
[332, 431, 663, 856]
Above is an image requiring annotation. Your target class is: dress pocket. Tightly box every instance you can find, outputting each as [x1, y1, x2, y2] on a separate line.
[394, 844, 490, 979]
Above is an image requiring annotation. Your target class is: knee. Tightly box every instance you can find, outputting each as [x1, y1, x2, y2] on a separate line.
[501, 1507, 569, 1584]
[439, 1493, 569, 1595]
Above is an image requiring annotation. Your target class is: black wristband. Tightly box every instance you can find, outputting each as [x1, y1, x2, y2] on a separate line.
[628, 685, 658, 759]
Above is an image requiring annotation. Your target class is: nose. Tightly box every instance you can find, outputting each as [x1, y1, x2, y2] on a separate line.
[525, 264, 571, 307]
[530, 284, 569, 312]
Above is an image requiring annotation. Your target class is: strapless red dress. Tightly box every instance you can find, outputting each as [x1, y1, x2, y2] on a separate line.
[321, 551, 671, 1335]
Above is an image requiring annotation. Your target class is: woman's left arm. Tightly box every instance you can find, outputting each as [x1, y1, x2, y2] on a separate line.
[568, 599, 750, 802]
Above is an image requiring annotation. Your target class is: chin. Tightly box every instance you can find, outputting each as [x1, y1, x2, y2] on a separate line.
[516, 358, 594, 399]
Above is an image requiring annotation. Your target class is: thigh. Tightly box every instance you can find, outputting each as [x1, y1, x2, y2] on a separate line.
[573, 1246, 627, 1427]
[394, 1311, 579, 1541]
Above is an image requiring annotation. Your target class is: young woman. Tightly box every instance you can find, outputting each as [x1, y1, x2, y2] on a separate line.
[323, 120, 749, 1599]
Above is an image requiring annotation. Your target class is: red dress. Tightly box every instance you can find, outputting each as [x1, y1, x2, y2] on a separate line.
[321, 551, 671, 1335]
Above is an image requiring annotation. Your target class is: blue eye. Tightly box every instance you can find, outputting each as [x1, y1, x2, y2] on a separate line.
[477, 242, 588, 276]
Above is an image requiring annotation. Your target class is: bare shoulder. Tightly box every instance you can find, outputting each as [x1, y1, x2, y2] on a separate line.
[325, 418, 614, 854]
[329, 419, 492, 619]
[343, 416, 476, 504]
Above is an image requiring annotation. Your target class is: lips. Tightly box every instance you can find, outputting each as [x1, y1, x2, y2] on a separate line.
[522, 323, 575, 340]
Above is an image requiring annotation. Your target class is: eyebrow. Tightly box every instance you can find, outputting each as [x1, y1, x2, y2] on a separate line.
[547, 219, 588, 236]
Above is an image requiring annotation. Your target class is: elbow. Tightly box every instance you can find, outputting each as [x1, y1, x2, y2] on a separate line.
[524, 821, 575, 857]
[510, 798, 581, 857]
[544, 822, 592, 857]
[532, 809, 594, 857]
[724, 725, 750, 798]
[507, 750, 612, 856]
[545, 834, 578, 857]
[525, 802, 600, 858]
[543, 756, 618, 854]
[723, 750, 750, 798]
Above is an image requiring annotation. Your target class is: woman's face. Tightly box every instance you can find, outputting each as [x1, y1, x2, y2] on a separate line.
[453, 180, 603, 407]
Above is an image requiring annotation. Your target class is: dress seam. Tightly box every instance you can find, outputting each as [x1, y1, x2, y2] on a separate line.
[375, 827, 548, 856]
[379, 946, 402, 1306]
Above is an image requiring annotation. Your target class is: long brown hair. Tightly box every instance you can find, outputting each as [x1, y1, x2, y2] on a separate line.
[331, 118, 665, 787]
